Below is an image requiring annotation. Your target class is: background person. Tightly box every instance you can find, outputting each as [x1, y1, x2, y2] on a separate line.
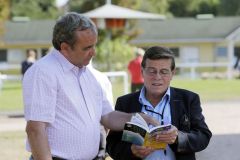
[106, 46, 212, 160]
[21, 49, 36, 75]
[23, 12, 158, 160]
[128, 47, 144, 92]
[233, 55, 240, 78]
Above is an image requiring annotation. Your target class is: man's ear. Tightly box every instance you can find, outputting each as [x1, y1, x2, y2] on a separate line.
[172, 68, 176, 75]
[170, 68, 176, 80]
[60, 42, 70, 56]
[60, 42, 70, 51]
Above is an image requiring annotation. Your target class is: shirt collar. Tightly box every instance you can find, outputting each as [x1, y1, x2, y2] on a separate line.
[139, 87, 171, 106]
[52, 49, 86, 75]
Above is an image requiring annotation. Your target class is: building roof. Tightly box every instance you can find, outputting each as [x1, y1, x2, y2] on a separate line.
[2, 20, 55, 46]
[83, 3, 165, 20]
[1, 16, 240, 47]
[131, 16, 240, 44]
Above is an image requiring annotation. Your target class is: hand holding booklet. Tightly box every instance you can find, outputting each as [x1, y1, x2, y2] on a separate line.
[121, 113, 171, 149]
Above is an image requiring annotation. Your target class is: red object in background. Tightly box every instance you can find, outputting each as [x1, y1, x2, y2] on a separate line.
[105, 18, 126, 29]
[128, 56, 144, 84]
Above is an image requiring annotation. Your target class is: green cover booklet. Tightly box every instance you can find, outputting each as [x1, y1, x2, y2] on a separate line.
[122, 113, 171, 149]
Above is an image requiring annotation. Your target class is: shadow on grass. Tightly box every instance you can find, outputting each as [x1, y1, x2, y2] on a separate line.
[2, 86, 22, 90]
[196, 133, 240, 160]
[8, 114, 24, 118]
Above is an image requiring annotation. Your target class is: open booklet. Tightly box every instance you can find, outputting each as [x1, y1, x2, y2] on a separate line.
[121, 113, 171, 149]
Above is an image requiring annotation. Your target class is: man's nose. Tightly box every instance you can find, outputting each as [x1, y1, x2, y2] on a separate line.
[155, 72, 163, 79]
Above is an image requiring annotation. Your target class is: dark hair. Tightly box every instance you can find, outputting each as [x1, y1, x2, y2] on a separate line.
[26, 49, 36, 56]
[141, 46, 175, 70]
[52, 12, 97, 50]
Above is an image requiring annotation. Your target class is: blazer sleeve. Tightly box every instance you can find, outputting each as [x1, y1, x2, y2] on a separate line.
[106, 97, 141, 160]
[174, 92, 212, 154]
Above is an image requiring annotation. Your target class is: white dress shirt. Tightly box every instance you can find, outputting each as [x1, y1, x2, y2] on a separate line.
[23, 49, 113, 159]
[88, 64, 114, 107]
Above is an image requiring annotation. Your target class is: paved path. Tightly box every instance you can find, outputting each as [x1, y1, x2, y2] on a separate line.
[0, 114, 25, 132]
[196, 101, 240, 160]
[0, 101, 240, 160]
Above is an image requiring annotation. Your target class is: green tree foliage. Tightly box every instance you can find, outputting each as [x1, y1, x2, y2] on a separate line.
[0, 0, 10, 40]
[198, 0, 219, 15]
[10, 0, 59, 19]
[94, 29, 134, 71]
[0, 0, 10, 20]
[218, 0, 240, 16]
[138, 0, 169, 15]
[93, 27, 139, 71]
[169, 0, 219, 17]
[168, 0, 240, 17]
[69, 0, 105, 13]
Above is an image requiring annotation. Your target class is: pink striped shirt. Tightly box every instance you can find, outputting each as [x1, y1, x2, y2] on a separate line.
[23, 49, 113, 159]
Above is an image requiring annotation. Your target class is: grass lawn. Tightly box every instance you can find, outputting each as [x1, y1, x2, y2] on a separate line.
[1, 79, 240, 111]
[171, 78, 240, 102]
[0, 81, 23, 111]
[0, 78, 240, 160]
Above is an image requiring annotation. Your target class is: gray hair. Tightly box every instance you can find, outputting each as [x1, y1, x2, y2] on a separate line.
[52, 12, 97, 50]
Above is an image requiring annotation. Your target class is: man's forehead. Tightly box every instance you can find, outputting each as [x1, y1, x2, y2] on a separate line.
[145, 59, 171, 67]
[146, 58, 171, 63]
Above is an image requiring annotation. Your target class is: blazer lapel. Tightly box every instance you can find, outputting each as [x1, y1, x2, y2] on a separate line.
[132, 92, 142, 113]
[170, 88, 184, 127]
[122, 91, 142, 113]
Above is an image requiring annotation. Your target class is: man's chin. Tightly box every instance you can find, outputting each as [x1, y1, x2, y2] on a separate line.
[84, 62, 90, 67]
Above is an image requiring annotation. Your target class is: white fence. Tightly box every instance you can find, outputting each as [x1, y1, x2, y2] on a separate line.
[177, 62, 231, 79]
[0, 67, 129, 94]
[0, 63, 20, 70]
[0, 62, 236, 91]
[103, 71, 129, 94]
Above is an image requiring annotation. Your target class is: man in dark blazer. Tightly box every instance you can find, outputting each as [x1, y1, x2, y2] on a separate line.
[106, 46, 212, 160]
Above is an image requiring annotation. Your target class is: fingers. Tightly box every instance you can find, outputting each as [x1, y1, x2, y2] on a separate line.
[139, 113, 160, 126]
[155, 125, 178, 144]
[131, 144, 154, 158]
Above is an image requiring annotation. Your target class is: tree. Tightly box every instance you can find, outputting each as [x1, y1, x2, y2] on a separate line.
[218, 0, 240, 16]
[0, 0, 10, 42]
[141, 0, 170, 15]
[68, 0, 105, 13]
[169, 0, 219, 17]
[94, 32, 134, 71]
[10, 0, 59, 19]
[0, 0, 10, 20]
[198, 0, 219, 15]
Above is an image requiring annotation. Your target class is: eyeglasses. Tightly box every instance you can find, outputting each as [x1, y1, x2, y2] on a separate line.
[144, 67, 171, 77]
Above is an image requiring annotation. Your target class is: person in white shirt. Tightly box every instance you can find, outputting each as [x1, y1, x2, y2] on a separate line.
[88, 63, 114, 107]
[23, 12, 159, 160]
[88, 62, 114, 159]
